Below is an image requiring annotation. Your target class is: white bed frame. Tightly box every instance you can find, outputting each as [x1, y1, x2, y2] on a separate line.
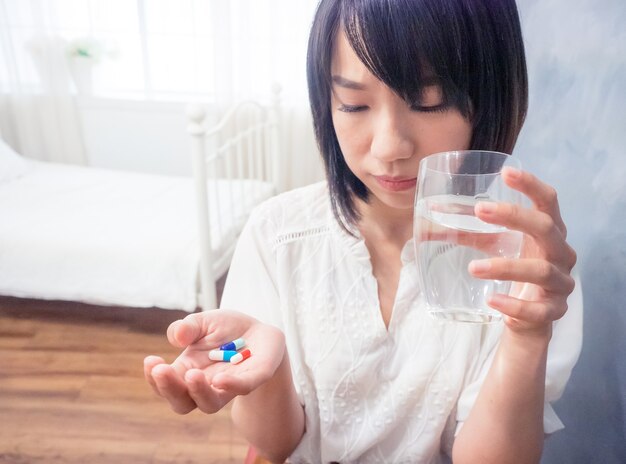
[187, 85, 283, 311]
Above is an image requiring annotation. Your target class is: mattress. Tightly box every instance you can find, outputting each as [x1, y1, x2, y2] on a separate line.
[0, 160, 274, 311]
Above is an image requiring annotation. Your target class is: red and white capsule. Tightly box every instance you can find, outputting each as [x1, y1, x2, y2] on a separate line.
[230, 348, 251, 365]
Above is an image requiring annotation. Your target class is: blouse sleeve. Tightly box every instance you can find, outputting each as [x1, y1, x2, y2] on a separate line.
[219, 202, 283, 331]
[453, 268, 584, 436]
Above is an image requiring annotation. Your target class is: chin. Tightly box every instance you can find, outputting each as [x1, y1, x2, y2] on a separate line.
[370, 188, 416, 211]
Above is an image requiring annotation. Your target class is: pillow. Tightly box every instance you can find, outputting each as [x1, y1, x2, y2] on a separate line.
[0, 138, 30, 182]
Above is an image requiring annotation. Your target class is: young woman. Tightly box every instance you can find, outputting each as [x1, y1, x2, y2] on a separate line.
[144, 1, 582, 462]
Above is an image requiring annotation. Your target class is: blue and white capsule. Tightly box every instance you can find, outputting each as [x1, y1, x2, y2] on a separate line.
[220, 337, 246, 351]
[209, 350, 238, 362]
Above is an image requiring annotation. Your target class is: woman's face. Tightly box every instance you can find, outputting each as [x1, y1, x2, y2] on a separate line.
[330, 30, 473, 212]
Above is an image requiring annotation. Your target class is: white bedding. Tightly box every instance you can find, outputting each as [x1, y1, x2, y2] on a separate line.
[0, 158, 274, 311]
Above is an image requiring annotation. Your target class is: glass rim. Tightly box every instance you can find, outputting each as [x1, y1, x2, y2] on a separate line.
[419, 150, 522, 176]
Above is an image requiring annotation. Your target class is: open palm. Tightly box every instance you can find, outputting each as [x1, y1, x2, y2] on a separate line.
[144, 309, 286, 414]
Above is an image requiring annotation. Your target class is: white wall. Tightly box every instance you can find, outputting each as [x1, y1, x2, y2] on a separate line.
[77, 98, 202, 177]
[515, 1, 626, 462]
[76, 96, 324, 190]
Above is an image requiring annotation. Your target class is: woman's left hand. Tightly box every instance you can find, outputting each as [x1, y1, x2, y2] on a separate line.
[469, 167, 578, 337]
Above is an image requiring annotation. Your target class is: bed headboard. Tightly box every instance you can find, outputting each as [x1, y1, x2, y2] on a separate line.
[187, 85, 282, 310]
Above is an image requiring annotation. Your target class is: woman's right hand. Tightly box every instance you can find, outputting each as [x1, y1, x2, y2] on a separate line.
[143, 309, 286, 415]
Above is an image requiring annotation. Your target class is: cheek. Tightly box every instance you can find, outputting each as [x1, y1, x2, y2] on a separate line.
[439, 113, 473, 149]
[414, 111, 473, 154]
[332, 113, 370, 164]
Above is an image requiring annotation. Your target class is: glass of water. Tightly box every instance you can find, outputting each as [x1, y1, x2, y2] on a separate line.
[413, 150, 524, 323]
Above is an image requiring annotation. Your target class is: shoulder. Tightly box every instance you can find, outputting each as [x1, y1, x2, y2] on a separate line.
[247, 181, 332, 242]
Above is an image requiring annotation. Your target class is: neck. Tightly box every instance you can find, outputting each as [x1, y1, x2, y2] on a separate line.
[356, 196, 413, 245]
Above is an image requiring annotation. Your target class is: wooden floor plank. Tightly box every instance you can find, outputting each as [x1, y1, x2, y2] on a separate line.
[0, 292, 248, 464]
[0, 350, 149, 376]
[0, 336, 32, 349]
[153, 442, 249, 464]
[24, 326, 177, 355]
[0, 373, 86, 400]
[0, 435, 158, 464]
[79, 375, 165, 403]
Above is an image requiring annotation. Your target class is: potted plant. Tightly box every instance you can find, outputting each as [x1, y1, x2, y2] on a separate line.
[66, 37, 105, 94]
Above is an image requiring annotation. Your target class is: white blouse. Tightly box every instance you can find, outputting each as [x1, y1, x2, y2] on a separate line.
[220, 182, 583, 464]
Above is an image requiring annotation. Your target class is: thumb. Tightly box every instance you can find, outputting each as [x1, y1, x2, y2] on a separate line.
[167, 315, 204, 348]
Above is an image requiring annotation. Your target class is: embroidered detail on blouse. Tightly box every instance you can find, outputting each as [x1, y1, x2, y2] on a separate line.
[274, 226, 330, 246]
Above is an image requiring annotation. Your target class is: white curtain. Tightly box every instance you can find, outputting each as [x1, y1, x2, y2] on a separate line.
[209, 0, 324, 189]
[0, 0, 88, 164]
[0, 0, 324, 187]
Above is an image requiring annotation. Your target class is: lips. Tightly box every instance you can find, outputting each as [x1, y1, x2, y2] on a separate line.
[373, 175, 417, 192]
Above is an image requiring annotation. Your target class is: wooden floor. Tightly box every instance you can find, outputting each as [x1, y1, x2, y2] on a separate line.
[0, 292, 249, 464]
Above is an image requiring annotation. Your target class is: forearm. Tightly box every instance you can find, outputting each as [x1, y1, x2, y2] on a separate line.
[231, 350, 305, 463]
[452, 327, 551, 464]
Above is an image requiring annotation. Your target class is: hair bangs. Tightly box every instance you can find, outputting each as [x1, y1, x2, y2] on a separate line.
[341, 0, 470, 114]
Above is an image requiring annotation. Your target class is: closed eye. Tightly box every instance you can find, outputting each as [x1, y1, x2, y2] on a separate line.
[410, 103, 449, 114]
[337, 104, 368, 113]
[411, 84, 448, 113]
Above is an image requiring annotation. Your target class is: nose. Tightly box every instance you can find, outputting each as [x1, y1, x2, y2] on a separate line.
[370, 107, 415, 163]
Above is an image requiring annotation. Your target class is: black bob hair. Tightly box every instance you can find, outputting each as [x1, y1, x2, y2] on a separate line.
[306, 0, 528, 231]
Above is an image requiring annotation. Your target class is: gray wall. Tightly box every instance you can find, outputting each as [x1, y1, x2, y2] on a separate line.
[515, 1, 626, 462]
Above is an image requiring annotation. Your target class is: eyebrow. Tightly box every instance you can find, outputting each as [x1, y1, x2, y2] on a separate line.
[332, 74, 442, 91]
[331, 75, 367, 90]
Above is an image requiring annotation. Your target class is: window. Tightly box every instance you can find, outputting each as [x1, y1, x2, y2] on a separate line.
[0, 0, 317, 101]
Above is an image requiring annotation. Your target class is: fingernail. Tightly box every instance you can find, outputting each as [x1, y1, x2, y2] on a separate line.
[503, 166, 522, 179]
[477, 201, 496, 214]
[487, 294, 507, 307]
[151, 364, 169, 379]
[469, 259, 491, 273]
[185, 369, 203, 384]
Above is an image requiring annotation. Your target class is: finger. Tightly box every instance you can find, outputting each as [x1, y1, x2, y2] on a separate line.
[184, 369, 232, 414]
[151, 363, 197, 414]
[143, 355, 166, 394]
[429, 200, 475, 216]
[475, 202, 567, 263]
[487, 293, 568, 324]
[469, 258, 576, 295]
[502, 167, 567, 236]
[211, 367, 271, 396]
[475, 201, 557, 240]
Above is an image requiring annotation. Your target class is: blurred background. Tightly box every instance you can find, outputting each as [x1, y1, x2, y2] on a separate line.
[0, 0, 323, 188]
[0, 0, 624, 462]
[516, 1, 626, 462]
